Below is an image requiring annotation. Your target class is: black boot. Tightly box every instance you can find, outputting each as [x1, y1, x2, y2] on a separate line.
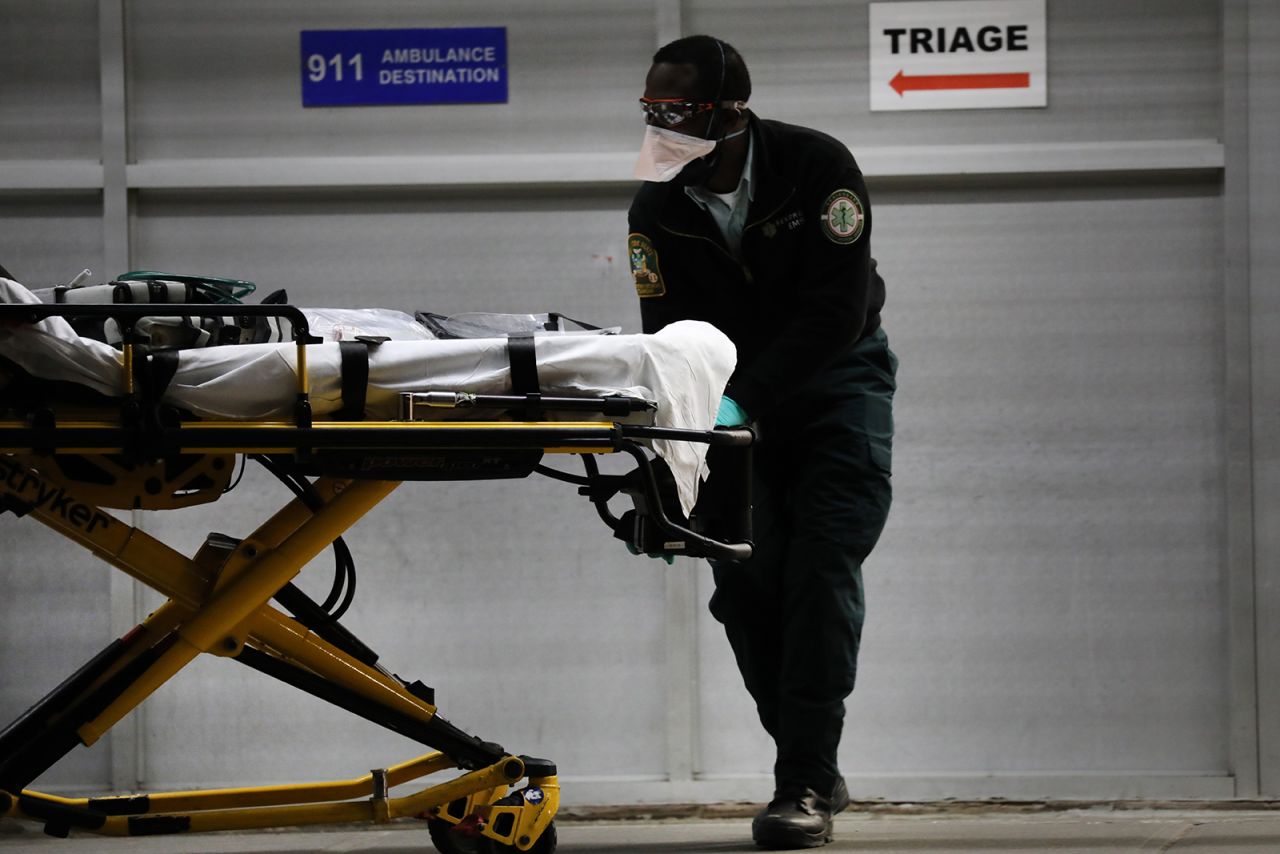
[751, 778, 849, 849]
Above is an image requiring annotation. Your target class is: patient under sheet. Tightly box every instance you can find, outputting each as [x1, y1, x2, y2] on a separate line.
[0, 278, 735, 514]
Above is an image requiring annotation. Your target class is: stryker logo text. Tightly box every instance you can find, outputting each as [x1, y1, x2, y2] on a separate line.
[1, 458, 114, 533]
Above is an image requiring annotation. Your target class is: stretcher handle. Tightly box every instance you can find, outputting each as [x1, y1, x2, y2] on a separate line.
[620, 425, 755, 447]
[615, 440, 754, 563]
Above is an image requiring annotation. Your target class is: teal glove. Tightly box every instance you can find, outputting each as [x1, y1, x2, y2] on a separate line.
[714, 394, 749, 428]
[626, 541, 675, 565]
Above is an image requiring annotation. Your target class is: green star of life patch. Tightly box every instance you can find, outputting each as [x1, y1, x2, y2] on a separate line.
[820, 189, 865, 245]
[629, 233, 665, 298]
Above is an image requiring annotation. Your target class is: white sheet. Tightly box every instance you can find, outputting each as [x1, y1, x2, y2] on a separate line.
[0, 278, 735, 513]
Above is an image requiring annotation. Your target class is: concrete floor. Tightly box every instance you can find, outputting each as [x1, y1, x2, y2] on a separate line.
[3, 809, 1280, 853]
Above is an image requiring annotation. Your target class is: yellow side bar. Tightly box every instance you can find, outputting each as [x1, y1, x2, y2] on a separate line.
[2, 418, 621, 455]
[1, 419, 617, 431]
[181, 756, 519, 834]
[9, 755, 522, 836]
[66, 751, 456, 814]
[0, 419, 617, 432]
[0, 447, 123, 454]
[178, 420, 614, 432]
[77, 479, 399, 746]
[1, 445, 613, 456]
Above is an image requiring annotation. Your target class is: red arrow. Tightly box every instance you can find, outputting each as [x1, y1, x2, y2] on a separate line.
[890, 69, 1030, 96]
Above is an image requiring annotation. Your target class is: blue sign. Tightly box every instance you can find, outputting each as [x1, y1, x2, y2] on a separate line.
[301, 27, 507, 107]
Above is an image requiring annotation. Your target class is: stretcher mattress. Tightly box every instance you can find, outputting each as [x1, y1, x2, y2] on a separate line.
[0, 278, 736, 513]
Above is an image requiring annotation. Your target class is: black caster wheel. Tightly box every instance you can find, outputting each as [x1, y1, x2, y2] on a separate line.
[427, 818, 487, 854]
[427, 818, 557, 854]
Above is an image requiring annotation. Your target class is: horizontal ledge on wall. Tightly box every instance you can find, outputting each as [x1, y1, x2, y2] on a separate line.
[0, 161, 103, 191]
[129, 152, 638, 190]
[128, 140, 1225, 190]
[554, 772, 1238, 807]
[131, 771, 1239, 807]
[859, 139, 1225, 178]
[0, 141, 1225, 193]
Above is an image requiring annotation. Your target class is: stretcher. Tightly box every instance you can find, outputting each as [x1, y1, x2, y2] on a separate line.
[0, 276, 754, 853]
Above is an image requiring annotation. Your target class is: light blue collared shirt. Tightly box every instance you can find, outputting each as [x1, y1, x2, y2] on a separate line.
[684, 131, 755, 262]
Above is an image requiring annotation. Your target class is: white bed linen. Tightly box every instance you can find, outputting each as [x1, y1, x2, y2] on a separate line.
[0, 278, 735, 514]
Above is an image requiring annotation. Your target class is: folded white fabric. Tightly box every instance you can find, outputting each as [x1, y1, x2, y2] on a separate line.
[0, 277, 735, 514]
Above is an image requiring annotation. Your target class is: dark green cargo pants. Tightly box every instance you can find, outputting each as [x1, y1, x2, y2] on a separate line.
[709, 327, 896, 793]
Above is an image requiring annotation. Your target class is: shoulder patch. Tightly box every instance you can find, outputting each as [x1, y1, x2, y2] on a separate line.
[628, 232, 666, 298]
[819, 189, 865, 245]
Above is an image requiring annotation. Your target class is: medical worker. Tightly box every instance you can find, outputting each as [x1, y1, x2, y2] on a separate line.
[627, 36, 896, 849]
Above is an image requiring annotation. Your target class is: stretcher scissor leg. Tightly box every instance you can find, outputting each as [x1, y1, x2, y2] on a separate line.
[73, 478, 400, 747]
[1, 457, 559, 850]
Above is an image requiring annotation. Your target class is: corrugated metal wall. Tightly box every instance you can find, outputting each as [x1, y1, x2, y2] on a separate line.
[1, 0, 1276, 805]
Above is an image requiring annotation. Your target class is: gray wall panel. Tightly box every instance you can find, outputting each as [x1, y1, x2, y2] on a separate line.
[0, 193, 108, 790]
[0, 514, 115, 789]
[0, 0, 101, 160]
[126, 0, 655, 160]
[131, 188, 639, 324]
[854, 178, 1227, 775]
[1247, 0, 1280, 797]
[0, 195, 104, 287]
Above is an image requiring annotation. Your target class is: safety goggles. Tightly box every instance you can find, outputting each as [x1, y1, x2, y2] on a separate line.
[639, 97, 746, 127]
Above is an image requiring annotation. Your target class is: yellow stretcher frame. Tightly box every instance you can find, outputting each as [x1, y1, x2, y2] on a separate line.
[0, 300, 752, 852]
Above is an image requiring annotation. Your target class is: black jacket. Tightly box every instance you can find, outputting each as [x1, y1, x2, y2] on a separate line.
[628, 115, 884, 420]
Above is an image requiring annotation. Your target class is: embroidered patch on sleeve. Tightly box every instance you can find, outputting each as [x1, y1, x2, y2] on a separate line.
[819, 189, 865, 245]
[629, 232, 666, 298]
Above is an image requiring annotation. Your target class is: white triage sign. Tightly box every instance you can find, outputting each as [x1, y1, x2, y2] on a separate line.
[869, 0, 1047, 111]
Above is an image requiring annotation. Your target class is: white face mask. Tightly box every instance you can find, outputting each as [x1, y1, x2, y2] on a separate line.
[633, 125, 717, 183]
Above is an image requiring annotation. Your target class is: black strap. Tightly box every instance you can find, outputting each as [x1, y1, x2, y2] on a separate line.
[335, 337, 387, 421]
[506, 334, 539, 395]
[132, 349, 180, 407]
[336, 341, 370, 421]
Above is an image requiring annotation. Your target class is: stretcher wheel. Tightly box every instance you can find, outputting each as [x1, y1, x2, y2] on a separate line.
[427, 818, 557, 854]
